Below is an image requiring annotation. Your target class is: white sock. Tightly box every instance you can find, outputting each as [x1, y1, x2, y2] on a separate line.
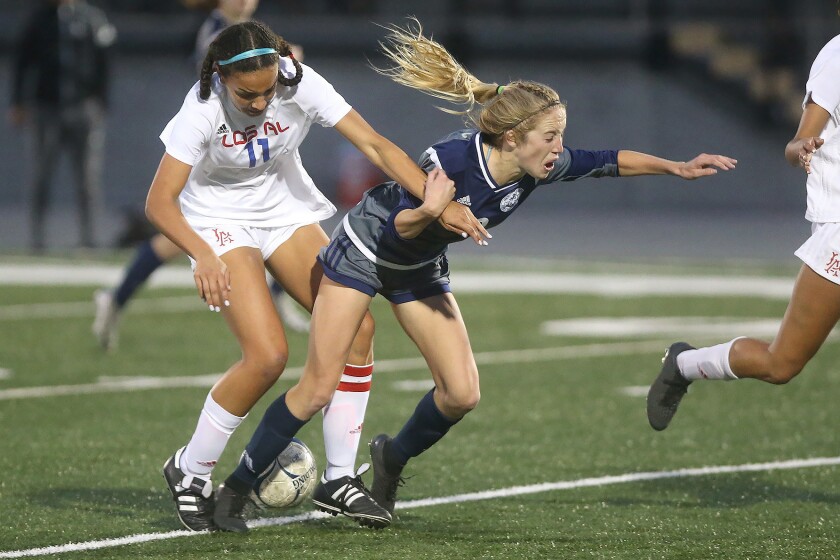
[322, 363, 372, 481]
[180, 392, 246, 478]
[677, 338, 741, 381]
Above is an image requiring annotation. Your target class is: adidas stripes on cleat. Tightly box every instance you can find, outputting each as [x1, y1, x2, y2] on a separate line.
[162, 447, 216, 532]
[311, 464, 392, 529]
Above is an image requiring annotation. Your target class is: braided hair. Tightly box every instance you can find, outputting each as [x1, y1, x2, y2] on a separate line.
[199, 20, 303, 100]
[373, 18, 564, 147]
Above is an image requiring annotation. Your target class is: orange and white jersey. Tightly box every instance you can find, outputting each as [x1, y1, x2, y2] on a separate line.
[803, 34, 840, 223]
[160, 58, 350, 227]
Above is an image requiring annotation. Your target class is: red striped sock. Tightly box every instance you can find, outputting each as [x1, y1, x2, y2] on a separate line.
[322, 363, 373, 480]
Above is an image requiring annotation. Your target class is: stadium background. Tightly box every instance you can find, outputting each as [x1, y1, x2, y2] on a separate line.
[0, 0, 836, 260]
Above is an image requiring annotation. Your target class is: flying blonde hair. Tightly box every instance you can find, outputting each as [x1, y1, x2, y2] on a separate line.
[372, 18, 565, 145]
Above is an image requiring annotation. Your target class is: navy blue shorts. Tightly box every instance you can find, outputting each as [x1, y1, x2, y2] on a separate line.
[318, 232, 451, 304]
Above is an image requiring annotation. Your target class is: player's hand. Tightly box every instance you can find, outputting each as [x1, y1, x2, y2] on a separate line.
[437, 181, 492, 246]
[676, 153, 738, 179]
[794, 137, 824, 175]
[419, 167, 456, 218]
[192, 251, 231, 312]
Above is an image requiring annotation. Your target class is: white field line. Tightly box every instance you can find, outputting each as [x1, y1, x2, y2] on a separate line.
[0, 263, 795, 299]
[541, 317, 784, 339]
[0, 296, 200, 321]
[620, 386, 651, 397]
[0, 340, 674, 401]
[1, 455, 838, 559]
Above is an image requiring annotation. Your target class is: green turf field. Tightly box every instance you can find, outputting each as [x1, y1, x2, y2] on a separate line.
[1, 256, 838, 559]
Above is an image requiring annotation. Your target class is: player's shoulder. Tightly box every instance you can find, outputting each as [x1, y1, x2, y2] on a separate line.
[814, 35, 840, 65]
[175, 78, 223, 126]
[427, 129, 476, 168]
[431, 128, 476, 149]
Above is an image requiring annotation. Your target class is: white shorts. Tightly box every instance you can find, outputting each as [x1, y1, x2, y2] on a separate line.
[795, 222, 840, 285]
[187, 220, 316, 266]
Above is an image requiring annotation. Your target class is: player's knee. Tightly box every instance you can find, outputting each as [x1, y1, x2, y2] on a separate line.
[443, 386, 480, 418]
[765, 361, 804, 385]
[248, 348, 289, 385]
[303, 385, 337, 413]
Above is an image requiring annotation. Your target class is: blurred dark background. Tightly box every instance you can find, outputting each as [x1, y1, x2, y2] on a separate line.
[1, 0, 838, 259]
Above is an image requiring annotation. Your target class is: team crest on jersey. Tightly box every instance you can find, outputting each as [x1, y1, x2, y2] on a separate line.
[500, 188, 524, 212]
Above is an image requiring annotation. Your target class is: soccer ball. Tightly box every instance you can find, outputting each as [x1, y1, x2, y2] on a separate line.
[251, 438, 317, 509]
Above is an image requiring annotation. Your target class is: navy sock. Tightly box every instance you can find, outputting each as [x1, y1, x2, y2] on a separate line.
[114, 239, 164, 308]
[389, 389, 460, 467]
[225, 393, 307, 495]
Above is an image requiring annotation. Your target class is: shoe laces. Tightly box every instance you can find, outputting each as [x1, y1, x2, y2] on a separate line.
[379, 467, 407, 503]
[348, 463, 373, 491]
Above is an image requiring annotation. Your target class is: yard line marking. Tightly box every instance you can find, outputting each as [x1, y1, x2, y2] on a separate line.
[0, 296, 199, 321]
[0, 340, 675, 401]
[620, 386, 649, 397]
[541, 317, 784, 339]
[2, 455, 837, 558]
[392, 379, 436, 392]
[394, 456, 840, 509]
[0, 263, 795, 298]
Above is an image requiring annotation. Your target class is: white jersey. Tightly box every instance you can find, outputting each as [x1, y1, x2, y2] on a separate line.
[803, 34, 840, 222]
[160, 58, 351, 227]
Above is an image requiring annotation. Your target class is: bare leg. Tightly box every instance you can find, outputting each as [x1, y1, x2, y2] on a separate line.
[391, 293, 480, 419]
[266, 225, 375, 479]
[729, 265, 840, 383]
[211, 247, 289, 415]
[369, 292, 480, 515]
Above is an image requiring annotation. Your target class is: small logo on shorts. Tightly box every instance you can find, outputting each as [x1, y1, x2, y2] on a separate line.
[213, 228, 234, 247]
[825, 251, 840, 277]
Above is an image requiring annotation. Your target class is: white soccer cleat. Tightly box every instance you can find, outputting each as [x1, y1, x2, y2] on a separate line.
[92, 289, 120, 351]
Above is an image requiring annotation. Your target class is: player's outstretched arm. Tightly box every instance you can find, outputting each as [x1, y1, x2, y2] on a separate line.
[617, 150, 737, 180]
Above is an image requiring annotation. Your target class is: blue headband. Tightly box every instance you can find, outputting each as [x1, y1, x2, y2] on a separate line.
[218, 48, 277, 66]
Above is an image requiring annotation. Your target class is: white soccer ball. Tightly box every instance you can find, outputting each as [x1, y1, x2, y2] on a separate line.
[251, 438, 317, 509]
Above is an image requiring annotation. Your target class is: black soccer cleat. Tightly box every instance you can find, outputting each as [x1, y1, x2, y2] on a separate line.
[162, 447, 216, 532]
[213, 483, 251, 533]
[312, 464, 392, 529]
[647, 342, 695, 431]
[369, 434, 405, 517]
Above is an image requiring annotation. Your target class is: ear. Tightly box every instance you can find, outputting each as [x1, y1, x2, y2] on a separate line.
[214, 64, 224, 82]
[503, 129, 517, 148]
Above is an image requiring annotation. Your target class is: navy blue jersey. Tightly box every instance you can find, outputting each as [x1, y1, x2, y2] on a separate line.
[340, 129, 619, 268]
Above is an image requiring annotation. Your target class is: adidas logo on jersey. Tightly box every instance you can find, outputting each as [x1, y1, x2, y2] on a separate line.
[456, 195, 471, 206]
[216, 124, 230, 135]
